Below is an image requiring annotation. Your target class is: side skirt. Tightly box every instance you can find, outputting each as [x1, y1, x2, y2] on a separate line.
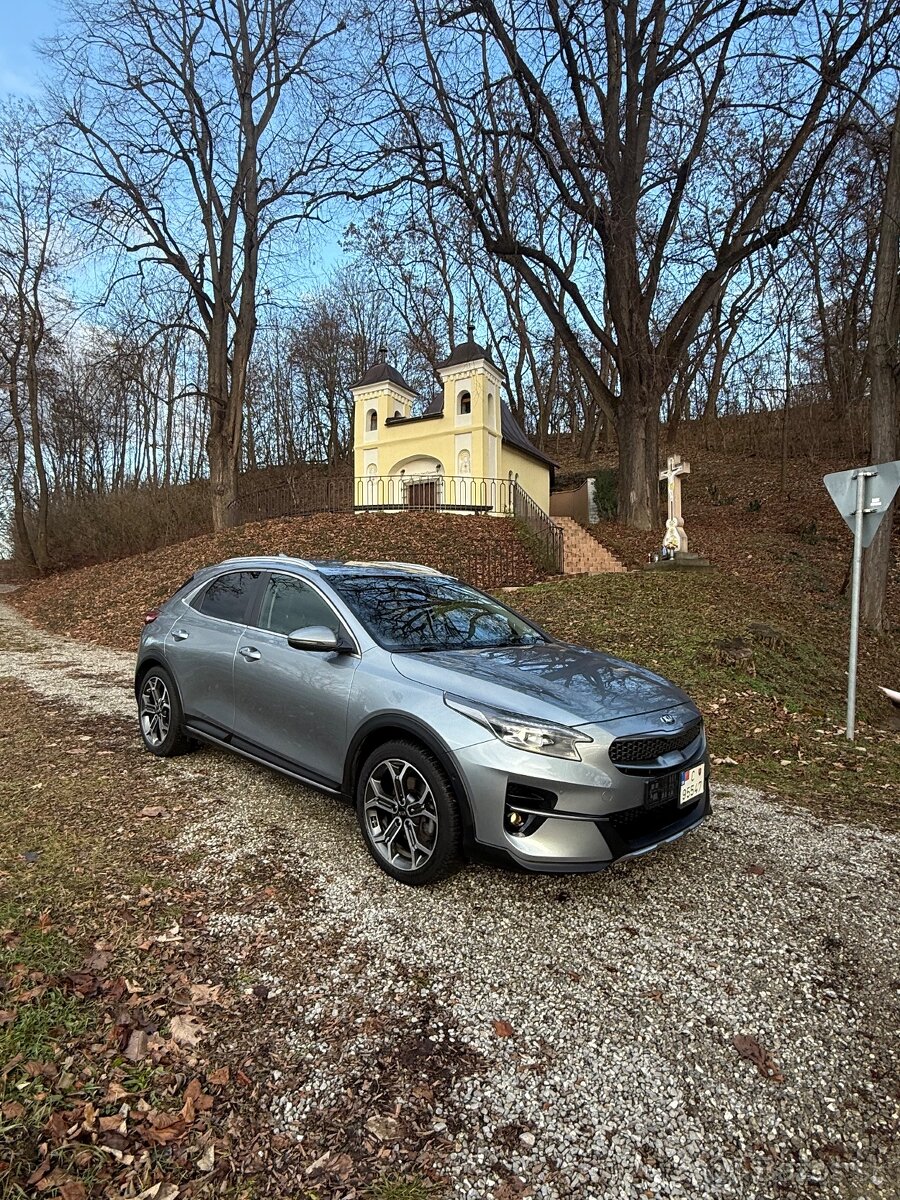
[184, 723, 343, 797]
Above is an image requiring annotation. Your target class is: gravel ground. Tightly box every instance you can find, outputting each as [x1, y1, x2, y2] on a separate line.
[2, 597, 898, 1200]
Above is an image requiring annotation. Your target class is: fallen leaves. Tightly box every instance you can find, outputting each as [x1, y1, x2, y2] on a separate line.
[732, 1033, 784, 1082]
[364, 1114, 401, 1141]
[59, 1179, 87, 1200]
[9, 511, 542, 650]
[492, 1019, 515, 1038]
[139, 805, 169, 819]
[169, 1013, 204, 1047]
[196, 1142, 215, 1172]
[124, 1029, 150, 1062]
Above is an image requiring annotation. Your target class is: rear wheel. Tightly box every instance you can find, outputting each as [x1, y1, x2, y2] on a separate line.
[356, 739, 462, 885]
[137, 665, 193, 757]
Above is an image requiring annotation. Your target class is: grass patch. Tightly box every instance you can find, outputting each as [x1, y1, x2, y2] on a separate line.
[0, 679, 236, 1197]
[367, 1173, 436, 1200]
[0, 986, 89, 1063]
[0, 904, 80, 978]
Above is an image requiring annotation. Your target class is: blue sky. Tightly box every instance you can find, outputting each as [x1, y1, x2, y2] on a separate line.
[0, 0, 59, 96]
[0, 0, 345, 278]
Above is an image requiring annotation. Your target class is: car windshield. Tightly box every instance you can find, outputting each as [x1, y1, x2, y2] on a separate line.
[329, 574, 548, 652]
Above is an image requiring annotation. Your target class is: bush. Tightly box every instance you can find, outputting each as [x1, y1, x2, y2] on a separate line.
[11, 482, 212, 575]
[592, 468, 617, 520]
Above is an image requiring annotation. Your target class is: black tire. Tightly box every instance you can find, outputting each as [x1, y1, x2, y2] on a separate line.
[136, 664, 194, 758]
[355, 738, 462, 886]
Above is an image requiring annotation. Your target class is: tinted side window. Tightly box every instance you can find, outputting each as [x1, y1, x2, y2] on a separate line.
[195, 571, 260, 624]
[258, 575, 340, 636]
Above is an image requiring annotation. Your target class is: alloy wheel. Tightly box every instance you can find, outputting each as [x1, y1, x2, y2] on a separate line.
[140, 675, 171, 748]
[363, 758, 439, 872]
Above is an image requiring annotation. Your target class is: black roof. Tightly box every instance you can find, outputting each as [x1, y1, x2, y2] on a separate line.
[500, 403, 558, 469]
[351, 359, 416, 393]
[437, 324, 499, 370]
[350, 345, 415, 394]
[418, 392, 557, 469]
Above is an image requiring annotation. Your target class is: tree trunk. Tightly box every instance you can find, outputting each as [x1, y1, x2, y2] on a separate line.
[26, 331, 50, 571]
[206, 325, 240, 531]
[206, 409, 240, 530]
[861, 98, 900, 633]
[7, 374, 38, 572]
[780, 316, 791, 495]
[615, 383, 658, 529]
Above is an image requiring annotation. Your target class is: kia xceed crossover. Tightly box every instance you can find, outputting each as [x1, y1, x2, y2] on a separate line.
[135, 557, 710, 884]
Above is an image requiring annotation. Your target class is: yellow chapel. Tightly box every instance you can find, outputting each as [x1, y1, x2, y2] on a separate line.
[350, 328, 554, 516]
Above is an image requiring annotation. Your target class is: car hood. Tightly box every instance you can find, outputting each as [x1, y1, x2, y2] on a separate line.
[390, 642, 693, 726]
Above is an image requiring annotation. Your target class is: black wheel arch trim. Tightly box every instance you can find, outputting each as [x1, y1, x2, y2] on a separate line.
[343, 714, 476, 840]
[135, 655, 178, 703]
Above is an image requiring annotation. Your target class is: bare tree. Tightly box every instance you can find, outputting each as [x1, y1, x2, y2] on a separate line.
[47, 0, 350, 529]
[366, 0, 897, 526]
[862, 95, 900, 632]
[0, 100, 65, 572]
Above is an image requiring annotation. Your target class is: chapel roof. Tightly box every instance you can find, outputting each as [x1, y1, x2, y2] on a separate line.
[351, 347, 416, 393]
[437, 324, 499, 370]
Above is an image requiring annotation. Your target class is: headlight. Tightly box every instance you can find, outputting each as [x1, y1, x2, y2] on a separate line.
[444, 693, 592, 760]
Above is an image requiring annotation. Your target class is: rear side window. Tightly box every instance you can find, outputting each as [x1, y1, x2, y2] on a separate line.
[257, 574, 341, 636]
[194, 571, 260, 624]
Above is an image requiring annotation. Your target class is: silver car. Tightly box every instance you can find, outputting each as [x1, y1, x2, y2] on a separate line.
[135, 556, 710, 885]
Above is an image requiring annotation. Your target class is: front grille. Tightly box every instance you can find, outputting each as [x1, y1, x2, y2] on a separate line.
[609, 720, 702, 766]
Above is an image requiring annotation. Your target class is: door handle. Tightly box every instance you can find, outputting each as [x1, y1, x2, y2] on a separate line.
[239, 646, 261, 662]
[171, 629, 189, 641]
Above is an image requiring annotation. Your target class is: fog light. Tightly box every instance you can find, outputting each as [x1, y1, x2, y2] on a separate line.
[507, 811, 525, 828]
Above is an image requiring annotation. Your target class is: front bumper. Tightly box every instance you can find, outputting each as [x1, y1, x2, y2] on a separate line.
[453, 722, 710, 873]
[498, 787, 711, 873]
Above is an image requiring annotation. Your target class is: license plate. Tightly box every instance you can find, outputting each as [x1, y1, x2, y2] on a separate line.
[679, 764, 705, 806]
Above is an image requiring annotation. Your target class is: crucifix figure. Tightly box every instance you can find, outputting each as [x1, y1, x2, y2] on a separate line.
[659, 454, 691, 554]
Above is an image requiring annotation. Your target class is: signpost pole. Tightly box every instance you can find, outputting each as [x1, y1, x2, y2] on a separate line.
[824, 460, 900, 737]
[846, 471, 868, 741]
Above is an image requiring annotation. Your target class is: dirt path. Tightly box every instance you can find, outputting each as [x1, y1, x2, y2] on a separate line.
[2, 598, 899, 1200]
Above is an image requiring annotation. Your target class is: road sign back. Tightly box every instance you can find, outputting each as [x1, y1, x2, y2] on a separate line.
[823, 460, 900, 548]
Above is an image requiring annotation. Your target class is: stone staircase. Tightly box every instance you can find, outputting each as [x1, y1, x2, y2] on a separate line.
[552, 516, 627, 576]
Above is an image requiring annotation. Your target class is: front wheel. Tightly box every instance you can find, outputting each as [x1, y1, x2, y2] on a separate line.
[137, 665, 193, 757]
[356, 739, 462, 886]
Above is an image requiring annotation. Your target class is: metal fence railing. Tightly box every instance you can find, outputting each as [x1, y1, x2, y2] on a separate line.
[229, 473, 564, 577]
[512, 482, 564, 575]
[353, 474, 516, 514]
[233, 474, 520, 522]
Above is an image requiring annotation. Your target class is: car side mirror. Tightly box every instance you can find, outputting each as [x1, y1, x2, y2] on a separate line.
[287, 625, 343, 653]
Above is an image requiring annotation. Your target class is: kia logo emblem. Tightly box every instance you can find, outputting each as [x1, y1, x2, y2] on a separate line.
[660, 714, 676, 726]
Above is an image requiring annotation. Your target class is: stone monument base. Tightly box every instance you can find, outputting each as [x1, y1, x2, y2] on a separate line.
[644, 551, 712, 570]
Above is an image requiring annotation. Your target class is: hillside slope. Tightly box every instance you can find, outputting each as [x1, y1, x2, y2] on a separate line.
[9, 512, 540, 650]
[591, 450, 899, 624]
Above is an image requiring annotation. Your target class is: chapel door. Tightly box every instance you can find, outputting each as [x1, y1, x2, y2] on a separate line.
[406, 480, 438, 508]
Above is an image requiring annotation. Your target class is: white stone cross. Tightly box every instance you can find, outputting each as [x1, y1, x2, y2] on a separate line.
[659, 454, 691, 554]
